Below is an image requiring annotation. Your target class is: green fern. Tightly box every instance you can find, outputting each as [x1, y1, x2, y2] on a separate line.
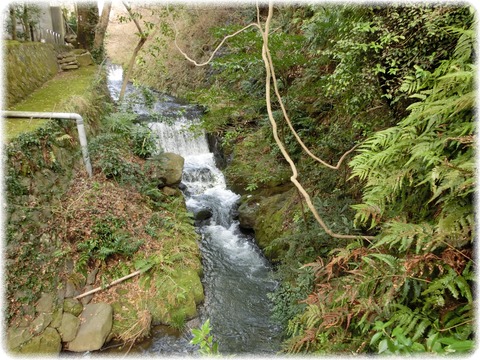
[349, 18, 475, 252]
[422, 263, 473, 306]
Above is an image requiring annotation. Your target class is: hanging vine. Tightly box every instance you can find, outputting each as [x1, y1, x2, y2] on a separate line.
[170, 1, 374, 241]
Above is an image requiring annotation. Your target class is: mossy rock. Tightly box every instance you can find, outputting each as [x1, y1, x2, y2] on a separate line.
[110, 300, 142, 340]
[254, 188, 298, 260]
[224, 128, 291, 195]
[15, 327, 62, 355]
[143, 266, 204, 327]
[144, 153, 185, 187]
[63, 298, 83, 317]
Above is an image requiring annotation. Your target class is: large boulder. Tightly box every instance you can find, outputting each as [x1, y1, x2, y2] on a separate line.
[145, 152, 185, 187]
[75, 51, 94, 67]
[253, 188, 298, 260]
[66, 303, 113, 352]
[237, 198, 260, 229]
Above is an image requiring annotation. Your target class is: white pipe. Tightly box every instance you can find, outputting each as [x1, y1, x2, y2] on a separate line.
[2, 111, 93, 177]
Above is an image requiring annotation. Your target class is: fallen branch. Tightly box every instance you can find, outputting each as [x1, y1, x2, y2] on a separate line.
[74, 270, 142, 300]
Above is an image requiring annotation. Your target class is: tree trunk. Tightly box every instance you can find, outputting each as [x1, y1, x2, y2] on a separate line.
[118, 1, 148, 102]
[92, 1, 112, 60]
[22, 5, 31, 41]
[76, 2, 99, 50]
[119, 36, 147, 101]
[9, 6, 17, 40]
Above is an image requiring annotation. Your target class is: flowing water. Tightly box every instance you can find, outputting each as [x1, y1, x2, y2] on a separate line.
[107, 65, 282, 355]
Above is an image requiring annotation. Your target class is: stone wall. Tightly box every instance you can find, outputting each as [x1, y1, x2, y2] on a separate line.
[4, 41, 61, 107]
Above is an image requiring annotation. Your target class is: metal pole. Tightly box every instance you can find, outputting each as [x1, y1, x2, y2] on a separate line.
[2, 111, 93, 177]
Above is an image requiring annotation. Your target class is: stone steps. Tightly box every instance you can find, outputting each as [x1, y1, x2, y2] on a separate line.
[57, 50, 93, 71]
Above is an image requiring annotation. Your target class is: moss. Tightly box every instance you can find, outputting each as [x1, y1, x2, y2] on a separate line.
[4, 41, 59, 107]
[4, 66, 108, 325]
[5, 66, 99, 140]
[110, 300, 140, 340]
[254, 188, 299, 260]
[143, 266, 203, 327]
[225, 128, 291, 194]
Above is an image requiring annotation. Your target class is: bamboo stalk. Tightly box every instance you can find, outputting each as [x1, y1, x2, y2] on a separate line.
[74, 270, 142, 300]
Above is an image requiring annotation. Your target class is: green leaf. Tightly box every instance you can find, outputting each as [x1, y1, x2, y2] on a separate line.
[370, 331, 383, 345]
[378, 338, 395, 354]
[443, 339, 474, 353]
[367, 253, 398, 269]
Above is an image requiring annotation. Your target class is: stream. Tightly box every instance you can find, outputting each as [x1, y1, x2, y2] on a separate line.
[107, 64, 282, 355]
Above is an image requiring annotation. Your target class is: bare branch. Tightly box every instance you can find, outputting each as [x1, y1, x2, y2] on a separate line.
[262, 19, 357, 169]
[74, 270, 142, 300]
[170, 13, 260, 67]
[170, 1, 374, 241]
[122, 1, 147, 39]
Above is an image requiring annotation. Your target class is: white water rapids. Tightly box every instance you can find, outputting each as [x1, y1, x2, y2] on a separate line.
[107, 64, 282, 355]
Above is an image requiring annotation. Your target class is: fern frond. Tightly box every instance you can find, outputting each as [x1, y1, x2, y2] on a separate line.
[422, 265, 473, 306]
[375, 221, 435, 254]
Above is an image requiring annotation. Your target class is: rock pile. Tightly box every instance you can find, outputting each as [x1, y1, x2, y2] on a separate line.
[57, 52, 79, 70]
[6, 267, 113, 355]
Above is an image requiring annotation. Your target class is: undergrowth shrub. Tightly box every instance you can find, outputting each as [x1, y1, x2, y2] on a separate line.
[283, 13, 474, 355]
[76, 215, 144, 272]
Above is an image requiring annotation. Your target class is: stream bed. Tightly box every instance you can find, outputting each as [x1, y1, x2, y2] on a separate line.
[107, 64, 282, 355]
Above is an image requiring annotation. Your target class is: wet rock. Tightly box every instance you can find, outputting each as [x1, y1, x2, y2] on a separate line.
[254, 188, 297, 259]
[237, 198, 259, 229]
[144, 153, 185, 187]
[186, 317, 201, 331]
[194, 207, 213, 221]
[67, 303, 113, 352]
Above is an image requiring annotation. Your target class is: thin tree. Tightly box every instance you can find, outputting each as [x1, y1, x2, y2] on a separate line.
[20, 4, 31, 41]
[118, 1, 149, 102]
[92, 0, 112, 62]
[9, 5, 17, 41]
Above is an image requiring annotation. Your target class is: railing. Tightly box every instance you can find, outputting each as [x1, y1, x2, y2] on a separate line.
[2, 111, 92, 177]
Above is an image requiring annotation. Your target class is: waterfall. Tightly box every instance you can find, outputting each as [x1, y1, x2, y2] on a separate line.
[148, 120, 210, 157]
[107, 63, 282, 355]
